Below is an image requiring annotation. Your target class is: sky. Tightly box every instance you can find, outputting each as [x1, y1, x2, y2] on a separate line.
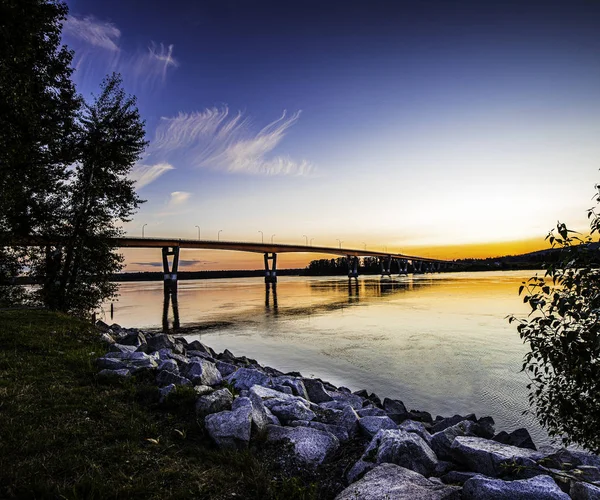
[61, 0, 600, 271]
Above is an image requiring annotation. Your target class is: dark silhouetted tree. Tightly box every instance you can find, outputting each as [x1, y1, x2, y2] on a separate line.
[0, 0, 80, 305]
[510, 183, 600, 452]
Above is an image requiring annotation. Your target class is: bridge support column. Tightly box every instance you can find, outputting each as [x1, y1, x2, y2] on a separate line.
[162, 246, 180, 293]
[264, 252, 277, 283]
[398, 259, 408, 275]
[380, 255, 392, 277]
[414, 260, 423, 273]
[347, 256, 359, 278]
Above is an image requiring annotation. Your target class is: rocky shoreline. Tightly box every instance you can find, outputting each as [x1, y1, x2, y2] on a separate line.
[95, 322, 600, 499]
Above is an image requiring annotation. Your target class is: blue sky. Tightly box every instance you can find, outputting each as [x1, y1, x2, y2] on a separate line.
[61, 0, 600, 270]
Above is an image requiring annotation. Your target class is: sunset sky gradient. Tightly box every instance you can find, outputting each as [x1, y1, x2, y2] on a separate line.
[62, 0, 600, 271]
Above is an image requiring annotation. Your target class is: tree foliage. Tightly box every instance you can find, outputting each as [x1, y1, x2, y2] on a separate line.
[0, 1, 147, 315]
[510, 185, 600, 452]
[0, 0, 80, 305]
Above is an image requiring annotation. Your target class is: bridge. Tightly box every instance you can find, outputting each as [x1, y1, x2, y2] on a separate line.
[113, 236, 452, 289]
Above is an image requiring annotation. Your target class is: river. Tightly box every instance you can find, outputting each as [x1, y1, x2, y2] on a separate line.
[103, 270, 550, 445]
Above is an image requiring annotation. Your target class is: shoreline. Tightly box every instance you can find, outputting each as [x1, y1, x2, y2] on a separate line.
[95, 321, 600, 499]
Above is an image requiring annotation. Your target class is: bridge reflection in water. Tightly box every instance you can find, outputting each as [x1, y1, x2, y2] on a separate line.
[157, 276, 434, 333]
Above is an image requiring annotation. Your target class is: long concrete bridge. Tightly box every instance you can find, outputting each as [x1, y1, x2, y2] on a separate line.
[113, 236, 452, 289]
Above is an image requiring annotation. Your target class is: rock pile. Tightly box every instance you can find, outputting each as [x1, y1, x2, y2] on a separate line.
[95, 321, 600, 499]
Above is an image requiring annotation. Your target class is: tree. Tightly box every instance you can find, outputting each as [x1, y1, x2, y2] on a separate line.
[0, 0, 80, 305]
[510, 184, 600, 452]
[38, 74, 147, 315]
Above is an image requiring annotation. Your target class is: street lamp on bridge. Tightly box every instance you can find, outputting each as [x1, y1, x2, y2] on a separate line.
[258, 230, 263, 243]
[218, 229, 223, 241]
[195, 225, 200, 239]
[336, 239, 343, 249]
[362, 242, 367, 251]
[302, 234, 308, 245]
[271, 234, 276, 244]
[310, 238, 314, 246]
[142, 223, 147, 238]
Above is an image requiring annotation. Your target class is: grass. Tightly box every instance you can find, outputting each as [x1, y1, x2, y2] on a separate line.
[0, 310, 321, 499]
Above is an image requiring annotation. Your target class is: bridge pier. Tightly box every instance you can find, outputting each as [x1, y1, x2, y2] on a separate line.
[397, 259, 408, 275]
[264, 252, 277, 283]
[380, 255, 392, 277]
[162, 246, 180, 293]
[347, 255, 359, 278]
[414, 260, 423, 273]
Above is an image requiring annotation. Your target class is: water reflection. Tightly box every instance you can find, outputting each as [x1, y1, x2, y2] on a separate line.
[265, 282, 278, 313]
[162, 289, 180, 331]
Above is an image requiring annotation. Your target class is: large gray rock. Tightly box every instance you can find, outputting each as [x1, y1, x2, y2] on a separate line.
[302, 378, 333, 403]
[249, 385, 314, 411]
[270, 400, 316, 424]
[108, 343, 138, 354]
[98, 368, 131, 379]
[339, 405, 361, 437]
[182, 359, 222, 386]
[383, 398, 409, 423]
[266, 425, 339, 466]
[187, 340, 216, 358]
[195, 388, 233, 417]
[146, 334, 176, 352]
[451, 436, 544, 477]
[96, 357, 128, 370]
[156, 369, 191, 387]
[398, 420, 432, 445]
[359, 415, 397, 438]
[431, 414, 477, 434]
[158, 383, 176, 403]
[492, 428, 536, 450]
[205, 402, 252, 449]
[157, 359, 179, 373]
[216, 361, 237, 377]
[272, 376, 309, 400]
[330, 390, 364, 409]
[119, 331, 146, 347]
[337, 463, 461, 500]
[570, 481, 600, 500]
[462, 474, 569, 499]
[431, 420, 477, 460]
[247, 389, 269, 436]
[357, 407, 387, 417]
[227, 368, 270, 391]
[376, 429, 438, 476]
[289, 420, 350, 443]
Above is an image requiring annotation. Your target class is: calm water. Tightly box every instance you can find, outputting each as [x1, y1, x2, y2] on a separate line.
[103, 270, 550, 445]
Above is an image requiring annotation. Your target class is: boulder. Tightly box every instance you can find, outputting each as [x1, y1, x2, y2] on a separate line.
[98, 368, 131, 379]
[462, 474, 569, 499]
[398, 420, 433, 445]
[440, 471, 480, 485]
[247, 389, 269, 436]
[339, 405, 361, 437]
[330, 390, 364, 409]
[96, 357, 127, 371]
[320, 400, 357, 411]
[156, 370, 191, 387]
[375, 429, 439, 477]
[431, 414, 477, 434]
[383, 398, 409, 423]
[570, 481, 600, 500]
[118, 331, 146, 347]
[451, 436, 544, 478]
[205, 402, 252, 449]
[157, 359, 178, 373]
[407, 410, 434, 425]
[99, 332, 115, 344]
[249, 385, 314, 411]
[158, 383, 176, 403]
[266, 425, 339, 466]
[227, 368, 270, 391]
[182, 359, 222, 386]
[272, 384, 293, 395]
[270, 400, 316, 424]
[194, 385, 214, 396]
[302, 378, 333, 403]
[187, 340, 216, 357]
[493, 428, 537, 451]
[337, 463, 461, 500]
[108, 343, 138, 354]
[272, 376, 309, 400]
[357, 407, 387, 417]
[475, 416, 496, 439]
[289, 420, 350, 442]
[146, 334, 176, 352]
[359, 416, 397, 438]
[195, 388, 233, 417]
[431, 420, 477, 461]
[216, 361, 237, 377]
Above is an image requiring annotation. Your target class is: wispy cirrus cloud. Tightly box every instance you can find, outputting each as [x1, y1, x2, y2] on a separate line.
[128, 162, 175, 189]
[148, 107, 314, 176]
[62, 15, 121, 52]
[62, 14, 178, 90]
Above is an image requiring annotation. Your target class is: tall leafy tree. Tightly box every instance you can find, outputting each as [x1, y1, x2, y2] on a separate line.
[0, 0, 80, 305]
[511, 184, 600, 452]
[42, 74, 147, 315]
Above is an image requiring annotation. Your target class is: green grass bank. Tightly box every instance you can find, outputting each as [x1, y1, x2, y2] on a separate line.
[0, 310, 321, 499]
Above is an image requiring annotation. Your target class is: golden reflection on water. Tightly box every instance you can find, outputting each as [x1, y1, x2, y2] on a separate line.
[103, 271, 550, 445]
